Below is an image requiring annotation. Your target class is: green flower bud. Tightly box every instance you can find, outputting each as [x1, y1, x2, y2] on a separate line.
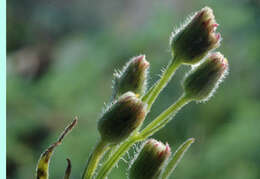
[129, 139, 171, 179]
[112, 55, 149, 100]
[183, 52, 228, 102]
[98, 92, 146, 144]
[170, 7, 221, 64]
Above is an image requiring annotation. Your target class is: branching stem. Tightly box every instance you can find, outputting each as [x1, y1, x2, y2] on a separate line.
[142, 57, 181, 112]
[94, 57, 186, 179]
[96, 95, 191, 179]
[95, 134, 142, 179]
[140, 94, 190, 138]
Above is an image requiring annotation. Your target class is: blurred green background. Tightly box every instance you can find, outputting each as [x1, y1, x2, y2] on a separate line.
[7, 0, 260, 178]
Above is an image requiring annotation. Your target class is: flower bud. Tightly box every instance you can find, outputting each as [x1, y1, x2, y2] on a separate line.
[129, 139, 171, 179]
[98, 92, 146, 144]
[170, 7, 221, 64]
[183, 52, 228, 102]
[112, 55, 149, 100]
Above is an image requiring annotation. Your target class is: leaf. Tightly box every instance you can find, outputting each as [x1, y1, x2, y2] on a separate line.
[35, 117, 78, 179]
[64, 158, 72, 179]
[161, 138, 195, 179]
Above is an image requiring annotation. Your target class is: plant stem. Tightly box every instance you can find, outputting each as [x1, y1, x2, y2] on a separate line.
[95, 134, 142, 179]
[96, 95, 191, 179]
[142, 57, 181, 112]
[95, 57, 184, 179]
[82, 139, 109, 179]
[161, 138, 195, 179]
[140, 94, 190, 138]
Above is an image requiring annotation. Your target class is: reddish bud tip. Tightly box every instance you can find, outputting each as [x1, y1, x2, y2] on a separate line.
[171, 6, 221, 65]
[135, 55, 150, 69]
[112, 55, 150, 100]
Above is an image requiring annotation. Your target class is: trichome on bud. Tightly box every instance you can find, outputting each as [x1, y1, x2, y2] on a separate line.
[183, 52, 228, 102]
[98, 92, 146, 144]
[112, 55, 149, 100]
[170, 7, 221, 65]
[129, 139, 171, 179]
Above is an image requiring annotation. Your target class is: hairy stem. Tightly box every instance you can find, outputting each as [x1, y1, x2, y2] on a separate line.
[140, 94, 190, 138]
[142, 57, 181, 112]
[82, 140, 109, 179]
[95, 134, 142, 179]
[96, 95, 191, 179]
[95, 57, 184, 179]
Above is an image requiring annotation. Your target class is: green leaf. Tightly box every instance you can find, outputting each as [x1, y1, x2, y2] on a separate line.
[161, 138, 195, 179]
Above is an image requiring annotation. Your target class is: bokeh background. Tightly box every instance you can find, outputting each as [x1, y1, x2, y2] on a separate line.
[7, 0, 260, 178]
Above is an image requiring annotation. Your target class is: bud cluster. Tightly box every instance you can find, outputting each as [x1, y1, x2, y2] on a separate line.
[46, 6, 231, 179]
[94, 6, 228, 179]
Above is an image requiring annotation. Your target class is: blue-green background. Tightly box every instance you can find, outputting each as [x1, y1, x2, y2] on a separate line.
[7, 0, 260, 178]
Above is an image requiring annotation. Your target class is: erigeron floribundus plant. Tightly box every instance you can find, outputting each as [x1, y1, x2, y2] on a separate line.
[36, 6, 229, 179]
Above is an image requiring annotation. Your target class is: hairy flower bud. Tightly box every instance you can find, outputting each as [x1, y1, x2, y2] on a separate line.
[170, 7, 221, 64]
[98, 92, 146, 144]
[112, 55, 149, 100]
[183, 52, 228, 102]
[129, 139, 171, 179]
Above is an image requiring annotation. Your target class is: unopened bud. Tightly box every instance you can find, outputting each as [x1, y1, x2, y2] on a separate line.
[129, 139, 171, 179]
[183, 52, 228, 102]
[171, 7, 221, 64]
[98, 92, 146, 144]
[112, 55, 149, 100]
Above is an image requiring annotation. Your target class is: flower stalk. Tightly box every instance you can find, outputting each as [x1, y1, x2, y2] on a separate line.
[96, 94, 190, 179]
[94, 7, 227, 178]
[142, 57, 181, 112]
[82, 140, 109, 179]
[96, 134, 142, 179]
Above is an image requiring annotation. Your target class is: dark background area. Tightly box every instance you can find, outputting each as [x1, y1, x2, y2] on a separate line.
[7, 0, 260, 178]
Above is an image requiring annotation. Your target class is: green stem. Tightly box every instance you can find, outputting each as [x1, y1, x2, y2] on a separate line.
[96, 95, 191, 179]
[140, 94, 190, 139]
[104, 144, 117, 161]
[142, 57, 181, 112]
[161, 138, 195, 179]
[95, 134, 142, 179]
[95, 57, 183, 179]
[82, 140, 109, 179]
